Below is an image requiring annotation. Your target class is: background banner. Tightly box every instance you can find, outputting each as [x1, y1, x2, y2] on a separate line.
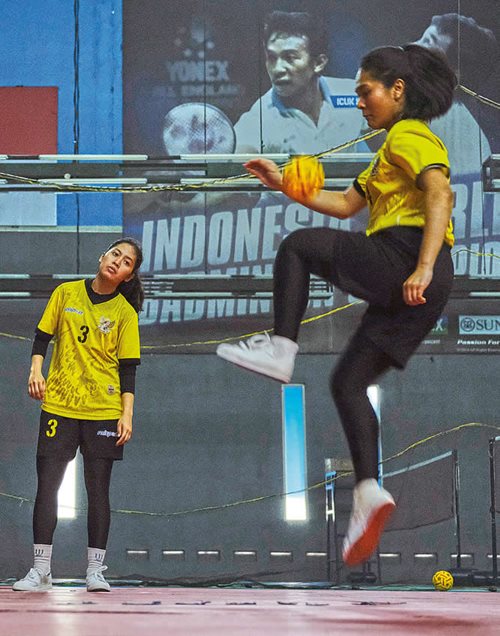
[123, 0, 500, 353]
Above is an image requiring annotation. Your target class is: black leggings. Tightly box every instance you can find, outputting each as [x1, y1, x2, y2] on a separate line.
[274, 229, 330, 342]
[273, 228, 394, 482]
[330, 336, 392, 481]
[33, 456, 114, 549]
[273, 227, 392, 341]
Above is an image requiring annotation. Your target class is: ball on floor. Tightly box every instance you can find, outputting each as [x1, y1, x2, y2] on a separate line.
[432, 570, 454, 591]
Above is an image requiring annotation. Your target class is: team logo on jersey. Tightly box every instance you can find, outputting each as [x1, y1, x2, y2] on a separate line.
[107, 385, 116, 395]
[370, 156, 381, 178]
[98, 316, 115, 334]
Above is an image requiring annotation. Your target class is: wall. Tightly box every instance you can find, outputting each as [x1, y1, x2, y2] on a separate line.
[0, 0, 498, 586]
[1, 326, 497, 583]
[0, 0, 122, 230]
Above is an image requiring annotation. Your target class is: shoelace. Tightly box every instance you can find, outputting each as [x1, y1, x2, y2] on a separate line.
[88, 565, 108, 581]
[28, 567, 49, 580]
[237, 333, 271, 350]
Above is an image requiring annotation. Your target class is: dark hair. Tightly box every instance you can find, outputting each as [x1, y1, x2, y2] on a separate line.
[263, 11, 328, 59]
[360, 44, 457, 121]
[106, 237, 144, 313]
[428, 13, 499, 87]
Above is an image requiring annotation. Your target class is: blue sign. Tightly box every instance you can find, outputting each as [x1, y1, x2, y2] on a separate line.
[331, 95, 359, 108]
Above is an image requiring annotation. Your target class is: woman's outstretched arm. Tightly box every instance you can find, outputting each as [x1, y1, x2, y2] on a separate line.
[244, 158, 366, 219]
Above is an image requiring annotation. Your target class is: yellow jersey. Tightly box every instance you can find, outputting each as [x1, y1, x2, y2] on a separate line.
[38, 280, 140, 420]
[355, 119, 454, 247]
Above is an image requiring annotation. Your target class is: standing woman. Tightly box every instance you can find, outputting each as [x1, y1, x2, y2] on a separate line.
[13, 238, 143, 592]
[217, 45, 456, 566]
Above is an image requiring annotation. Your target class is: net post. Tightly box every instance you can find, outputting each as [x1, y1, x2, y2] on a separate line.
[489, 438, 498, 586]
[324, 459, 336, 584]
[452, 449, 462, 570]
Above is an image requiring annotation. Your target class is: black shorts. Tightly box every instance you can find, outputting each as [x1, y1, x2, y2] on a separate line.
[329, 226, 454, 368]
[36, 410, 124, 461]
[284, 225, 452, 368]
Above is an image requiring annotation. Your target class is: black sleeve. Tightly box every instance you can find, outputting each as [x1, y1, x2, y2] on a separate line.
[352, 178, 365, 198]
[118, 359, 140, 395]
[31, 328, 54, 358]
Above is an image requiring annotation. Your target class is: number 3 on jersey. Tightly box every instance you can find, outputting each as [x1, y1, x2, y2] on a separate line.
[46, 418, 58, 438]
[78, 325, 90, 343]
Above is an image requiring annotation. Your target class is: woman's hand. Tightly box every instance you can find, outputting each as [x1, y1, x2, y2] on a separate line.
[246, 158, 366, 220]
[116, 414, 133, 446]
[28, 369, 46, 401]
[405, 168, 453, 307]
[403, 265, 433, 306]
[244, 158, 283, 190]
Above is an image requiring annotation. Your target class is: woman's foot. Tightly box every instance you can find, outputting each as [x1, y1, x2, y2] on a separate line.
[343, 478, 395, 566]
[216, 334, 298, 383]
[12, 568, 52, 591]
[86, 565, 111, 592]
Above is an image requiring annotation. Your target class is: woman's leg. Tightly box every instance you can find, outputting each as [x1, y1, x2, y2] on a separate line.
[274, 228, 346, 341]
[83, 457, 114, 592]
[330, 334, 393, 483]
[83, 457, 114, 550]
[216, 227, 389, 382]
[12, 457, 69, 589]
[330, 334, 397, 566]
[33, 456, 70, 544]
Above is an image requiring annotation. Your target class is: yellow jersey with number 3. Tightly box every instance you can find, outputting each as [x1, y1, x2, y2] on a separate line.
[355, 119, 454, 247]
[37, 280, 140, 419]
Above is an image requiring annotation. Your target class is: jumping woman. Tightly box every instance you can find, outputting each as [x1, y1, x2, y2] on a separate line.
[217, 45, 457, 566]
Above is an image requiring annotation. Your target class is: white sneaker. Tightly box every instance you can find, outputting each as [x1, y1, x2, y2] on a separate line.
[12, 568, 52, 591]
[342, 478, 395, 567]
[216, 334, 298, 383]
[86, 565, 111, 592]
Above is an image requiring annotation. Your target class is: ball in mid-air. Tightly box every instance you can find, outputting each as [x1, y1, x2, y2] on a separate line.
[432, 570, 454, 591]
[282, 155, 325, 200]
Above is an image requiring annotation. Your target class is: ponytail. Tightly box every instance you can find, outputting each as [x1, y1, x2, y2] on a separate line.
[401, 44, 457, 120]
[118, 274, 145, 313]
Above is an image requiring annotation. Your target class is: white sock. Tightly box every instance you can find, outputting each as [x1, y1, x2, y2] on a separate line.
[87, 547, 106, 574]
[33, 544, 52, 575]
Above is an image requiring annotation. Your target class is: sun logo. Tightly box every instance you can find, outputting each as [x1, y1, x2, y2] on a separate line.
[98, 317, 115, 334]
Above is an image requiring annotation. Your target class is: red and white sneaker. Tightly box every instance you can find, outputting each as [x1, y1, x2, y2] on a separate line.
[342, 478, 395, 567]
[216, 334, 298, 383]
